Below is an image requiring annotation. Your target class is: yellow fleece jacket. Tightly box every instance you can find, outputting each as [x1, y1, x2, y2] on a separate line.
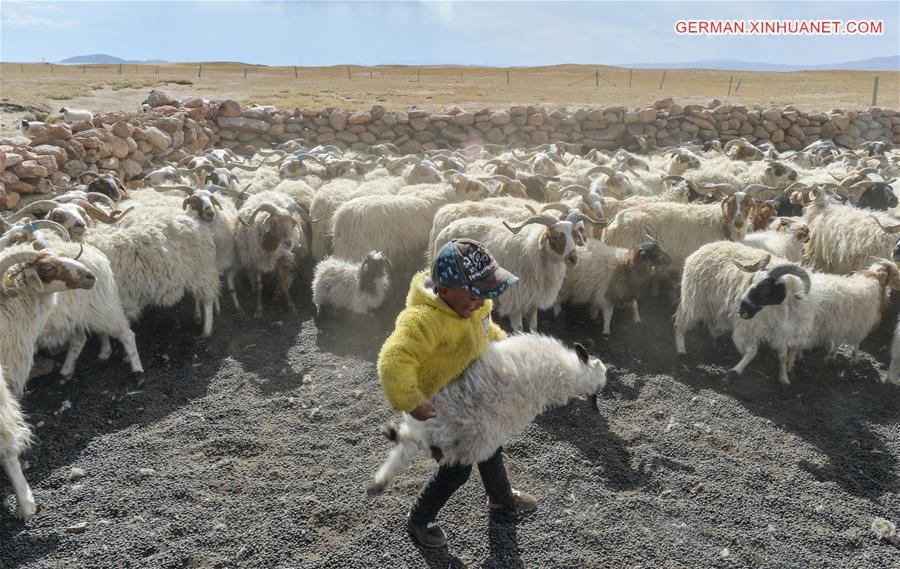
[377, 270, 508, 412]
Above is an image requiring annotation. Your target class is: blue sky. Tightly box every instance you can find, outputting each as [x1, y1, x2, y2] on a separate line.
[1, 1, 897, 66]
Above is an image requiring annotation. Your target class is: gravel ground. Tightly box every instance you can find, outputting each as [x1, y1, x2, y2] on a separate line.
[1, 273, 898, 569]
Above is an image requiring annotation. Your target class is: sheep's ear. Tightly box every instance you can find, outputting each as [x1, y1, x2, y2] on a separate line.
[23, 267, 44, 292]
[573, 342, 590, 364]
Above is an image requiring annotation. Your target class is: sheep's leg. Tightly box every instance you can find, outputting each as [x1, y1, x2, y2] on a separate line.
[1, 455, 36, 520]
[213, 295, 220, 315]
[552, 300, 562, 318]
[526, 308, 538, 332]
[201, 299, 214, 338]
[600, 300, 614, 337]
[117, 328, 144, 374]
[787, 347, 799, 372]
[277, 263, 297, 314]
[59, 329, 88, 379]
[508, 311, 523, 332]
[226, 270, 241, 311]
[98, 334, 112, 361]
[776, 346, 791, 385]
[631, 300, 641, 324]
[824, 343, 839, 366]
[673, 309, 690, 355]
[254, 272, 264, 319]
[589, 306, 600, 320]
[367, 442, 419, 496]
[729, 344, 758, 377]
[193, 297, 202, 324]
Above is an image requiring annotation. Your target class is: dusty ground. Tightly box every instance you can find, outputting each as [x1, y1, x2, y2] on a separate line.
[0, 267, 898, 569]
[1, 62, 898, 135]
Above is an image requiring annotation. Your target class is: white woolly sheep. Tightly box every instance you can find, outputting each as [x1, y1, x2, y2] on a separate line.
[367, 335, 606, 495]
[308, 179, 365, 260]
[553, 236, 672, 336]
[800, 260, 900, 365]
[59, 107, 94, 123]
[676, 240, 816, 384]
[312, 251, 391, 315]
[0, 360, 35, 519]
[0, 244, 97, 398]
[236, 191, 308, 318]
[740, 219, 809, 263]
[331, 179, 489, 272]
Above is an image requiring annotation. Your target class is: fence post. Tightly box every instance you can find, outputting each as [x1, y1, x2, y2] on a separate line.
[658, 70, 667, 90]
[198, 65, 202, 78]
[156, 65, 159, 75]
[629, 69, 633, 88]
[417, 68, 421, 82]
[82, 65, 86, 74]
[872, 76, 879, 106]
[118, 63, 122, 74]
[727, 74, 734, 95]
[294, 66, 298, 79]
[595, 69, 599, 87]
[734, 78, 743, 93]
[243, 67, 247, 79]
[20, 64, 24, 72]
[50, 64, 53, 73]
[506, 69, 510, 85]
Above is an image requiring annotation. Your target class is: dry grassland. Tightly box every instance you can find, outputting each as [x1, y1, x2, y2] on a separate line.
[1, 62, 897, 134]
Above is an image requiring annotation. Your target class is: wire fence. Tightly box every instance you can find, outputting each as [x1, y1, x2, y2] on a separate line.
[1, 62, 893, 107]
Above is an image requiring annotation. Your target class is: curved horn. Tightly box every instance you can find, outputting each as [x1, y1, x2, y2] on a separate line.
[240, 203, 283, 226]
[560, 184, 590, 200]
[72, 199, 133, 224]
[3, 200, 61, 223]
[568, 211, 608, 226]
[502, 214, 557, 234]
[584, 165, 616, 179]
[766, 263, 811, 296]
[0, 250, 40, 297]
[156, 184, 196, 195]
[540, 203, 571, 216]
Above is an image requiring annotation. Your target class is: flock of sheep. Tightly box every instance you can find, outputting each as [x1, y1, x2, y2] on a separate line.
[1, 118, 899, 521]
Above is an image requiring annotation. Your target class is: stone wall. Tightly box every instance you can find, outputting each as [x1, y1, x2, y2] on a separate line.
[1, 89, 898, 211]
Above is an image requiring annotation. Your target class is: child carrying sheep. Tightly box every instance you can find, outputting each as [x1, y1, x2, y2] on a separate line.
[377, 238, 536, 548]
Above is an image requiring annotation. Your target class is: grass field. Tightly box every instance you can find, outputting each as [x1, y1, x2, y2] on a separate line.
[1, 62, 897, 135]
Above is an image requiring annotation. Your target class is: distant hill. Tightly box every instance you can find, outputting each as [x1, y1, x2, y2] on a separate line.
[623, 55, 899, 72]
[59, 54, 167, 65]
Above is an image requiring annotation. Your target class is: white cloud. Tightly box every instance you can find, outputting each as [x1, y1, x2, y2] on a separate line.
[1, 2, 78, 28]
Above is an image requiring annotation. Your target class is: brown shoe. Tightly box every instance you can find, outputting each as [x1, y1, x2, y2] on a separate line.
[407, 517, 448, 548]
[487, 488, 537, 513]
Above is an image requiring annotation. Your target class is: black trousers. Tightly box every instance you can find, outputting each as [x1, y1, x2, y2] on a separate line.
[408, 447, 513, 524]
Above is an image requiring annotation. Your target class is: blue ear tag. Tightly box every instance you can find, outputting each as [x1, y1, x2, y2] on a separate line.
[24, 222, 38, 233]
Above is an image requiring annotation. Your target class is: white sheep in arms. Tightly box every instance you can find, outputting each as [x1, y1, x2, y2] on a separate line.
[553, 236, 672, 337]
[366, 335, 607, 496]
[311, 251, 391, 315]
[0, 221, 143, 378]
[59, 107, 94, 123]
[800, 260, 900, 366]
[0, 361, 35, 519]
[433, 212, 604, 332]
[0, 243, 97, 398]
[236, 191, 309, 318]
[331, 177, 489, 271]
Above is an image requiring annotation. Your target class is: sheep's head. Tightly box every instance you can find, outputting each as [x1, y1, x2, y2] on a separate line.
[85, 172, 126, 201]
[724, 139, 764, 161]
[486, 160, 517, 179]
[278, 157, 308, 179]
[734, 262, 810, 320]
[854, 182, 898, 211]
[636, 236, 672, 267]
[183, 190, 222, 222]
[241, 203, 298, 253]
[862, 260, 900, 291]
[532, 153, 559, 176]
[404, 162, 442, 185]
[667, 151, 701, 175]
[359, 251, 390, 293]
[0, 245, 95, 298]
[720, 192, 757, 240]
[503, 212, 607, 268]
[572, 342, 607, 412]
[764, 160, 798, 185]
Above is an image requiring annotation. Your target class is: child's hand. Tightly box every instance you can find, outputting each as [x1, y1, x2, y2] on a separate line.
[410, 402, 437, 421]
